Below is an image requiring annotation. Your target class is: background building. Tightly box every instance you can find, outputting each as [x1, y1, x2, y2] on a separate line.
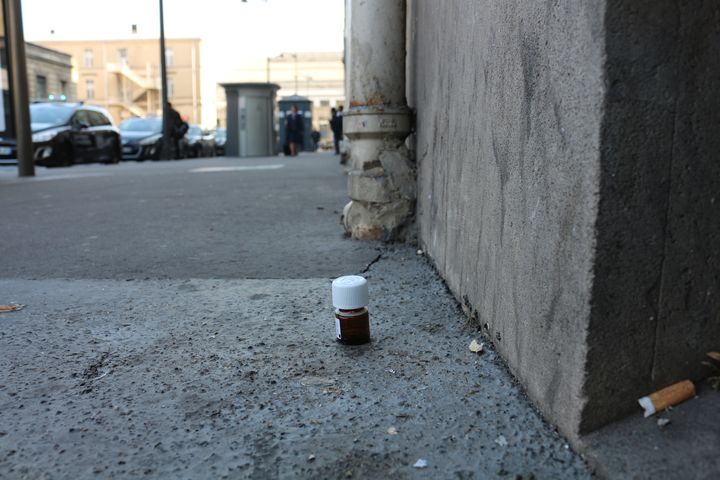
[217, 52, 343, 142]
[38, 38, 202, 125]
[25, 42, 76, 103]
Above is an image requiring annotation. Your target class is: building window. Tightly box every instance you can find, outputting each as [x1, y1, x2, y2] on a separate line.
[84, 49, 93, 68]
[36, 75, 47, 99]
[85, 78, 95, 100]
[117, 48, 128, 65]
[320, 100, 330, 107]
[167, 78, 174, 99]
[165, 48, 174, 67]
[60, 80, 67, 96]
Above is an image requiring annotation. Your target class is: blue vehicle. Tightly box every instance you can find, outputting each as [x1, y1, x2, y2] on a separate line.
[120, 118, 162, 161]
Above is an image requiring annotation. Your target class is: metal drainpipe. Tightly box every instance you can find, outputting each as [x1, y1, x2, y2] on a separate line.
[342, 0, 415, 241]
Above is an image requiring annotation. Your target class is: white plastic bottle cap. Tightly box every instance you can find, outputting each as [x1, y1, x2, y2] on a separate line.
[332, 275, 369, 309]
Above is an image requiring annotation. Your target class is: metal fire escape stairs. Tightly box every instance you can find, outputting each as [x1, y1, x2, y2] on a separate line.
[106, 62, 160, 118]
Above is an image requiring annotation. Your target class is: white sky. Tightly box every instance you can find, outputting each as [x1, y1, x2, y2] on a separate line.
[21, 0, 346, 125]
[21, 0, 345, 57]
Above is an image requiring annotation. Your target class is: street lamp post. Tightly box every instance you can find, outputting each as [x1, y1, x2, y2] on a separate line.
[6, 0, 33, 177]
[159, 0, 171, 160]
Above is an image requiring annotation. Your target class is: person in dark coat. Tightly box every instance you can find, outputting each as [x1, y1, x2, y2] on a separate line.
[330, 107, 340, 155]
[164, 102, 186, 159]
[285, 104, 304, 156]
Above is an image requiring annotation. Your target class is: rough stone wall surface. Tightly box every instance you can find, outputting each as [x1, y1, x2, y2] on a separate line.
[582, 0, 720, 432]
[410, 0, 606, 439]
[411, 0, 720, 438]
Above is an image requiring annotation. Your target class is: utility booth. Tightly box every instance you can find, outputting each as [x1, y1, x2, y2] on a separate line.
[277, 95, 313, 153]
[221, 83, 279, 157]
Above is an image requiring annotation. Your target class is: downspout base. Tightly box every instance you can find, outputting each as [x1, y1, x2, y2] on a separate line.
[342, 107, 415, 241]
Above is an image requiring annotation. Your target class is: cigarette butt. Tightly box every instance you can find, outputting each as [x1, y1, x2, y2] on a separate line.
[0, 304, 24, 312]
[638, 380, 695, 417]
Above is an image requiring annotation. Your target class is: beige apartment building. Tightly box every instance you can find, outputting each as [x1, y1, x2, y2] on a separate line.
[38, 38, 202, 125]
[217, 52, 344, 140]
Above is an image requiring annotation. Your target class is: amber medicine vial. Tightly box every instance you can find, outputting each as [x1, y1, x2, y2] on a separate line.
[332, 275, 371, 345]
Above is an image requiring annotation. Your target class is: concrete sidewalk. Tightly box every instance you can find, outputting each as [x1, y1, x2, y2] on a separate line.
[0, 248, 591, 479]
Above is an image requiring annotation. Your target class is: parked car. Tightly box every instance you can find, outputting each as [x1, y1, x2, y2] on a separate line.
[119, 117, 189, 161]
[119, 118, 161, 161]
[186, 124, 215, 158]
[0, 138, 17, 165]
[0, 102, 121, 167]
[214, 128, 226, 156]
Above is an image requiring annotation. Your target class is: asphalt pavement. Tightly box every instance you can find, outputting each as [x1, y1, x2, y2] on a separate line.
[0, 155, 592, 479]
[0, 156, 378, 279]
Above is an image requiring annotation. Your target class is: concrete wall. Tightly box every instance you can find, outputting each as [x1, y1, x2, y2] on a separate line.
[410, 0, 605, 439]
[409, 0, 720, 438]
[583, 0, 720, 432]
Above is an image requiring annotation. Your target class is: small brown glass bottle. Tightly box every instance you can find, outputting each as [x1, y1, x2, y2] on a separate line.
[332, 276, 371, 345]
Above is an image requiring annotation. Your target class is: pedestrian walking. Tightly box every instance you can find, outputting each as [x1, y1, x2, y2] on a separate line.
[330, 106, 342, 155]
[284, 104, 304, 156]
[165, 102, 187, 159]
